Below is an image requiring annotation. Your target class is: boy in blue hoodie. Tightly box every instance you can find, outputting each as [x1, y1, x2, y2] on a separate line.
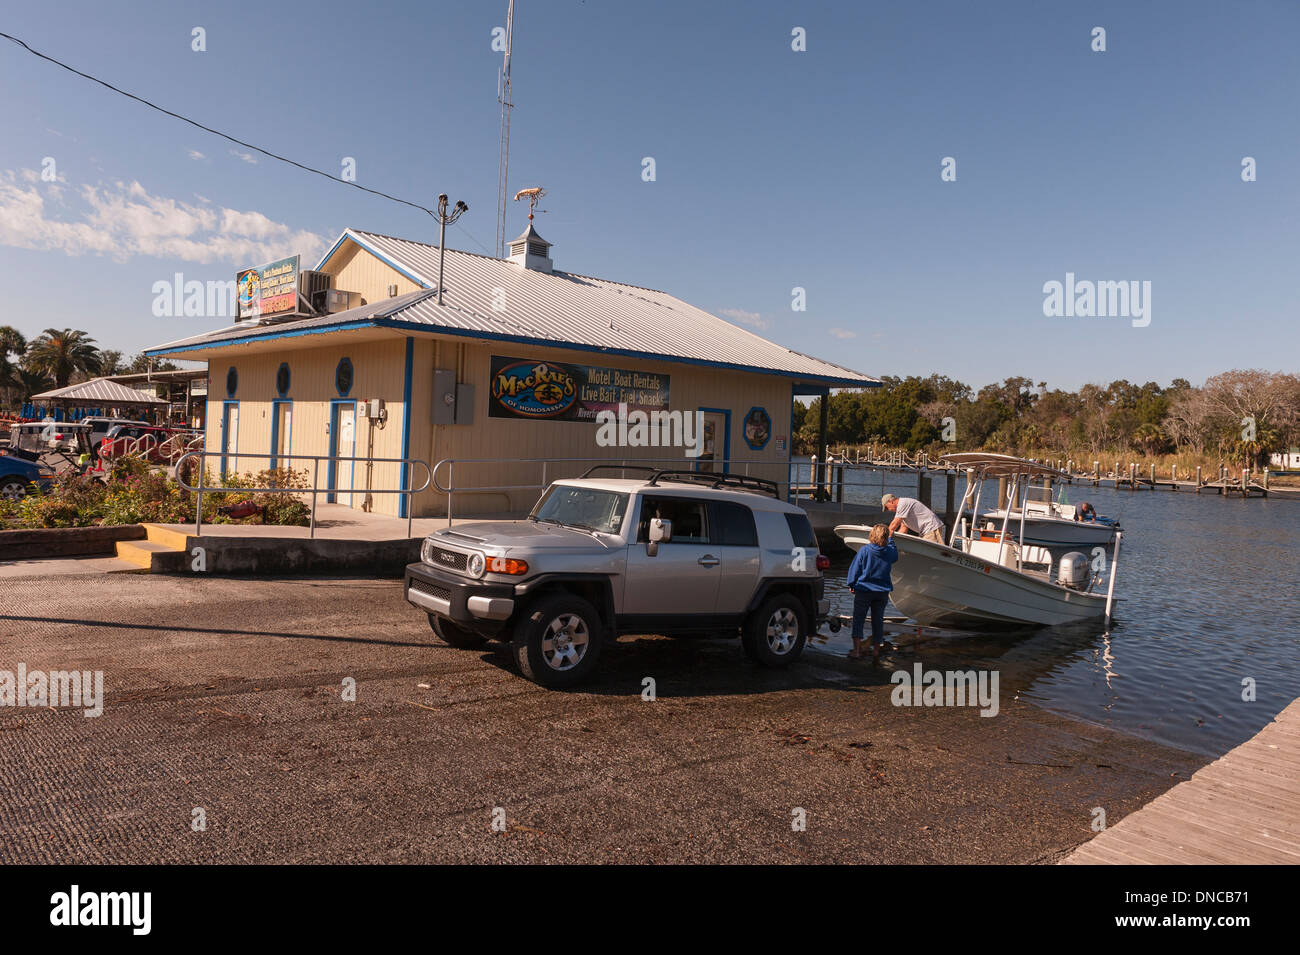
[845, 523, 898, 662]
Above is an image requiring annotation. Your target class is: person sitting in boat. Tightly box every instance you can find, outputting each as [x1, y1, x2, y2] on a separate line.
[882, 493, 945, 543]
[846, 523, 898, 663]
[1074, 501, 1098, 523]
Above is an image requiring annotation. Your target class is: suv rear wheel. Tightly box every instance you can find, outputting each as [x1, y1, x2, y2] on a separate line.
[742, 594, 808, 667]
[512, 593, 604, 688]
[428, 614, 487, 649]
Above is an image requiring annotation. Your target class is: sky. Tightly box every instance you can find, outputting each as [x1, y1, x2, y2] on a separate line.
[0, 0, 1296, 391]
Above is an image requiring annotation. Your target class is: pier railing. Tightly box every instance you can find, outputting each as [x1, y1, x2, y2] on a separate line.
[174, 450, 432, 538]
[430, 455, 951, 527]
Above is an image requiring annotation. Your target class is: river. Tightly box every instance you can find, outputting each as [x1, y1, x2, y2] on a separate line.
[803, 467, 1300, 757]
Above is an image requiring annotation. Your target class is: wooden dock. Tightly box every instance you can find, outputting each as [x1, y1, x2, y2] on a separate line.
[1063, 698, 1300, 864]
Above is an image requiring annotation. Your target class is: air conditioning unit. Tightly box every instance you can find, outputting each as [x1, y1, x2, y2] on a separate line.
[299, 270, 332, 311]
[320, 289, 362, 314]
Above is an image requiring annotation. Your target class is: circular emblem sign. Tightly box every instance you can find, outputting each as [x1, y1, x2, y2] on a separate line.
[491, 360, 578, 418]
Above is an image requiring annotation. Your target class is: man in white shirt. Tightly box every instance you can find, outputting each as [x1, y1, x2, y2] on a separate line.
[882, 494, 945, 544]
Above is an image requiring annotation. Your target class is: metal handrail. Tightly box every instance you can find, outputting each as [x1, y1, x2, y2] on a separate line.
[430, 455, 932, 527]
[175, 450, 432, 538]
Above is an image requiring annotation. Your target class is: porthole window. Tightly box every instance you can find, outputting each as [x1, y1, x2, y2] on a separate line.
[225, 366, 238, 397]
[276, 362, 291, 397]
[335, 357, 354, 396]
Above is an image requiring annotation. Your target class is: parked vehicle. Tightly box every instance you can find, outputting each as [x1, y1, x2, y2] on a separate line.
[80, 417, 149, 455]
[5, 421, 90, 458]
[405, 466, 831, 688]
[0, 450, 55, 499]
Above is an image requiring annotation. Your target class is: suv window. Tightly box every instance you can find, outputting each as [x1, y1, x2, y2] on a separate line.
[531, 484, 629, 534]
[712, 501, 758, 546]
[637, 495, 710, 544]
[784, 512, 817, 549]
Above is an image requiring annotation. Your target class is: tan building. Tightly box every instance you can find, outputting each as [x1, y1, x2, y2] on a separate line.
[146, 226, 877, 518]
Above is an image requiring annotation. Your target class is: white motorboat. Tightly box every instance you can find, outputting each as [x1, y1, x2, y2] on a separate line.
[835, 453, 1122, 630]
[977, 489, 1119, 547]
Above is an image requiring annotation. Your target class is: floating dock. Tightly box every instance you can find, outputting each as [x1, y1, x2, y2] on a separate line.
[1063, 698, 1300, 864]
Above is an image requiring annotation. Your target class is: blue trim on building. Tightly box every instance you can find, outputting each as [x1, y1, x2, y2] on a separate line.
[398, 337, 414, 519]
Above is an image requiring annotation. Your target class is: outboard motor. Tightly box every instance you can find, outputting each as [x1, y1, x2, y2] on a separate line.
[1057, 551, 1091, 590]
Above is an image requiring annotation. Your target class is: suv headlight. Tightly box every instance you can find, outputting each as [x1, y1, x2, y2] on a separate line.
[420, 538, 434, 563]
[466, 552, 486, 578]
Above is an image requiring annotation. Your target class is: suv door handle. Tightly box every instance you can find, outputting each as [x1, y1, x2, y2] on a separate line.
[697, 555, 720, 567]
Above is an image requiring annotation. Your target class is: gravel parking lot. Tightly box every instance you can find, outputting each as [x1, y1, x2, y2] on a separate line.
[0, 570, 1203, 864]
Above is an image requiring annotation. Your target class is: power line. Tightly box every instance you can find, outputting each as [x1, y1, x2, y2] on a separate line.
[0, 28, 493, 255]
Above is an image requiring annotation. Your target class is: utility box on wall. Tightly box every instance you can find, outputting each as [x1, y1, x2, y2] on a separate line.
[432, 369, 475, 425]
[432, 369, 456, 425]
[454, 384, 474, 425]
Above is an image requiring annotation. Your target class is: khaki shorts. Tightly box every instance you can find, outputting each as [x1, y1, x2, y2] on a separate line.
[922, 528, 945, 544]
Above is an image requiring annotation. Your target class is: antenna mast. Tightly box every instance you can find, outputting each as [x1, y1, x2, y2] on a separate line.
[495, 0, 516, 259]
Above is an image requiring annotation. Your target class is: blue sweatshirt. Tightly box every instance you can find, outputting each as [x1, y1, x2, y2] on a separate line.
[846, 541, 898, 592]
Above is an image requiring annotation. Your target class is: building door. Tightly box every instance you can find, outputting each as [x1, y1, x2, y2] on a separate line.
[270, 400, 292, 471]
[220, 401, 239, 476]
[696, 408, 730, 473]
[327, 400, 356, 505]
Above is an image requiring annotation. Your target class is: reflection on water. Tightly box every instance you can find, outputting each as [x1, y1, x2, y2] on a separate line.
[813, 481, 1300, 757]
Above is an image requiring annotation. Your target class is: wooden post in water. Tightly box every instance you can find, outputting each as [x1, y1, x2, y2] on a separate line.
[1094, 461, 1100, 486]
[1149, 463, 1155, 485]
[1172, 463, 1178, 488]
[1195, 465, 1201, 492]
[836, 464, 844, 504]
[1242, 468, 1249, 496]
[1263, 467, 1269, 497]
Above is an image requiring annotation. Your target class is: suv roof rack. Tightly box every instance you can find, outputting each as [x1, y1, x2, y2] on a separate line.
[574, 464, 781, 499]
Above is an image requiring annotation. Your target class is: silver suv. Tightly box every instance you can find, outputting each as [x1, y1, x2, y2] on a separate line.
[404, 466, 831, 688]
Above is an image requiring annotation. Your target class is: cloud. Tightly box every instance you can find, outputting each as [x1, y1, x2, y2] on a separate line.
[718, 307, 770, 330]
[229, 149, 259, 165]
[828, 327, 857, 339]
[187, 149, 206, 161]
[0, 170, 326, 266]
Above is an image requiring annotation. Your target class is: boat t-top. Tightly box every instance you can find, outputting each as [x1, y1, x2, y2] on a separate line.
[835, 453, 1122, 630]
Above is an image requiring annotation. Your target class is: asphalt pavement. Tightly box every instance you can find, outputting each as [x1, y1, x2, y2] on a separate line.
[0, 570, 1204, 863]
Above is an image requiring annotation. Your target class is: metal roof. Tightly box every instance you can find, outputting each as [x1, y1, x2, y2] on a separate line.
[145, 228, 878, 388]
[31, 377, 168, 405]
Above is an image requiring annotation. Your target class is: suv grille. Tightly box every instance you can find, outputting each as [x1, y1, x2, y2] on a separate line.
[428, 546, 468, 573]
[410, 578, 452, 602]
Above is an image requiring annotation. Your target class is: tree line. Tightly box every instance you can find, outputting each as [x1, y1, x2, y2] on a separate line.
[0, 326, 177, 407]
[793, 370, 1300, 470]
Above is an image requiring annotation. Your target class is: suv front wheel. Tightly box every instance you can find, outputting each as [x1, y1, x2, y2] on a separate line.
[742, 594, 808, 667]
[512, 593, 604, 688]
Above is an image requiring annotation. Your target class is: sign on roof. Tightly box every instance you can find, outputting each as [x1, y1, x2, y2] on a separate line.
[489, 355, 670, 422]
[236, 255, 299, 321]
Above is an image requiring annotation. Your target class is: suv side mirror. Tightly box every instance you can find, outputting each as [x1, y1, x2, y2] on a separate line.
[646, 517, 672, 557]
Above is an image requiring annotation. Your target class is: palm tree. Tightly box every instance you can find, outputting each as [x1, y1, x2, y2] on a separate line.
[24, 328, 101, 389]
[14, 367, 53, 402]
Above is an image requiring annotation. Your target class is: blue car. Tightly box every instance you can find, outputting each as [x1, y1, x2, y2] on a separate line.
[0, 451, 54, 500]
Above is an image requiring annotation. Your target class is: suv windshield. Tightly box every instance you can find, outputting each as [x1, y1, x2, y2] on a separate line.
[530, 485, 630, 534]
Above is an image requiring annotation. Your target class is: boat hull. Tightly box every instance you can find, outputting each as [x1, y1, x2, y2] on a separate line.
[834, 526, 1110, 630]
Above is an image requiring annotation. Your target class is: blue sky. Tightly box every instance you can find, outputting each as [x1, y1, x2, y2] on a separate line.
[1, 0, 1296, 390]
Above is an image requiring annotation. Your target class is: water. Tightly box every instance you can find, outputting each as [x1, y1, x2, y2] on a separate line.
[806, 473, 1300, 757]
